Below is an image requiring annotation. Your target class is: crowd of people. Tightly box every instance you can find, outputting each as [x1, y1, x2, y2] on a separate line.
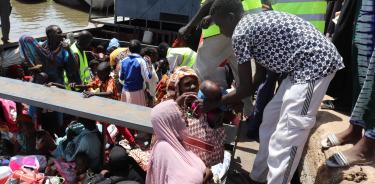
[0, 0, 374, 183]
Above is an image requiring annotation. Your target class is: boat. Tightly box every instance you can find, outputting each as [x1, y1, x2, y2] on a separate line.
[16, 0, 47, 4]
[84, 0, 113, 10]
[53, 0, 89, 10]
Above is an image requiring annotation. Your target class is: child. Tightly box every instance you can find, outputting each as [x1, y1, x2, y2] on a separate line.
[88, 59, 100, 81]
[188, 80, 238, 128]
[35, 130, 56, 156]
[95, 45, 109, 62]
[72, 62, 137, 147]
[72, 62, 119, 99]
[14, 115, 36, 155]
[141, 47, 159, 107]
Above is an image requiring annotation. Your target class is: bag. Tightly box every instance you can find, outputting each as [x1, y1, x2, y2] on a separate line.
[128, 149, 150, 171]
[181, 95, 226, 167]
[0, 166, 12, 184]
[9, 155, 46, 172]
[53, 159, 76, 184]
[0, 98, 17, 132]
[11, 167, 45, 184]
[44, 176, 65, 184]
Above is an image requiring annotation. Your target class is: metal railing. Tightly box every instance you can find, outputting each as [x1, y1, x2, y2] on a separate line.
[0, 77, 239, 146]
[0, 77, 153, 133]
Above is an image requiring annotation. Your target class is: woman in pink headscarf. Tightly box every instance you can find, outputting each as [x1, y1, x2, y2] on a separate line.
[146, 100, 211, 184]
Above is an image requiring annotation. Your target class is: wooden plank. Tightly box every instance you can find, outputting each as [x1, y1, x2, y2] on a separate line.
[0, 77, 153, 133]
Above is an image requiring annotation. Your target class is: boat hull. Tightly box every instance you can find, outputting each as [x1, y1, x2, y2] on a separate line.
[84, 0, 114, 9]
[53, 0, 87, 9]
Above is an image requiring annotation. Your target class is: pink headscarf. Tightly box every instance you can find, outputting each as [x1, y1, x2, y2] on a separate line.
[146, 100, 206, 184]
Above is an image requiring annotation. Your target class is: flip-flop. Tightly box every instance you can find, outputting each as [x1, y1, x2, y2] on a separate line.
[321, 134, 341, 149]
[321, 100, 335, 110]
[326, 152, 374, 168]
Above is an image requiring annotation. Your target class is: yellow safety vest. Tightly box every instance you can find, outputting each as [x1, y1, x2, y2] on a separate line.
[70, 42, 91, 85]
[167, 47, 197, 68]
[201, 0, 262, 38]
[272, 0, 327, 33]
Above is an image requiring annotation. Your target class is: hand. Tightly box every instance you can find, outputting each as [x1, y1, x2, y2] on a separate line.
[83, 91, 94, 98]
[199, 15, 212, 29]
[203, 168, 213, 184]
[61, 40, 70, 50]
[28, 64, 43, 72]
[335, 11, 341, 18]
[178, 25, 194, 39]
[175, 92, 198, 108]
[262, 4, 271, 11]
[144, 56, 152, 64]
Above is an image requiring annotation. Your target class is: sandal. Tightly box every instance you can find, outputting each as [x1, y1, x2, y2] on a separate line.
[321, 134, 342, 149]
[326, 152, 374, 168]
[321, 100, 335, 110]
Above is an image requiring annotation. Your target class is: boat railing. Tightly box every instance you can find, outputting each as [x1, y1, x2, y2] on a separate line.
[0, 77, 153, 133]
[0, 76, 240, 148]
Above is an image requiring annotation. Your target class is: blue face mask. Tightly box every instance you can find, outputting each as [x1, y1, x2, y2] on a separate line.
[197, 90, 206, 100]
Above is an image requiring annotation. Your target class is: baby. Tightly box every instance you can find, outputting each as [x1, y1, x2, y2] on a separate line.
[196, 80, 231, 128]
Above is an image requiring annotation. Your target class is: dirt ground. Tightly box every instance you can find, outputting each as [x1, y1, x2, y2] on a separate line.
[300, 108, 375, 184]
[227, 107, 375, 184]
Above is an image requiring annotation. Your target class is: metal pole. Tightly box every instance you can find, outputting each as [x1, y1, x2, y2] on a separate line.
[89, 0, 93, 22]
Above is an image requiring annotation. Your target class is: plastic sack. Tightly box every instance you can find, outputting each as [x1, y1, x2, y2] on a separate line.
[11, 167, 45, 184]
[0, 166, 12, 184]
[211, 151, 231, 184]
[9, 155, 47, 172]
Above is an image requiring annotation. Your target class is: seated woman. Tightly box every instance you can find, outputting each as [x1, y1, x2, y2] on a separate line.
[155, 66, 199, 104]
[147, 100, 211, 184]
[49, 118, 102, 172]
[83, 145, 146, 184]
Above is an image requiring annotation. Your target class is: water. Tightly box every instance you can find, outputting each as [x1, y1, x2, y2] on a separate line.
[6, 0, 89, 41]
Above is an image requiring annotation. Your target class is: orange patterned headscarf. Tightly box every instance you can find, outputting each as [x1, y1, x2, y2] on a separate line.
[155, 66, 199, 103]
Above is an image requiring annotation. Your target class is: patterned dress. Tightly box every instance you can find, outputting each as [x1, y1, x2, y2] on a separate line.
[350, 0, 375, 139]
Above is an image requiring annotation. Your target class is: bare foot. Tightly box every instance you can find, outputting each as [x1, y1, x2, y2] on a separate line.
[334, 124, 363, 145]
[341, 136, 375, 163]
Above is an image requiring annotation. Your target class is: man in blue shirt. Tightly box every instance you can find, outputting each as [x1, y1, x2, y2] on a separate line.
[120, 40, 152, 106]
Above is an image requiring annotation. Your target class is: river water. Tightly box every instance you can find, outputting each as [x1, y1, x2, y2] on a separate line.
[6, 0, 89, 41]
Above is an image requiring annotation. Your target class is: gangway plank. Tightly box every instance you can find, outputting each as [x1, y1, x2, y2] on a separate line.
[0, 77, 153, 133]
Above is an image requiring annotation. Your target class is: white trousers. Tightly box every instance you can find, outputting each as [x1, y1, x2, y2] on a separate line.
[250, 74, 335, 184]
[193, 35, 253, 115]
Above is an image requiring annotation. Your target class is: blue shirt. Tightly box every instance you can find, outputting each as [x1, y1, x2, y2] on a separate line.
[120, 53, 152, 92]
[39, 41, 81, 84]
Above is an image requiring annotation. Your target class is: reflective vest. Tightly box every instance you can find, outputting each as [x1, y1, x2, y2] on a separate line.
[272, 0, 327, 33]
[201, 0, 262, 38]
[70, 42, 91, 85]
[167, 47, 197, 68]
